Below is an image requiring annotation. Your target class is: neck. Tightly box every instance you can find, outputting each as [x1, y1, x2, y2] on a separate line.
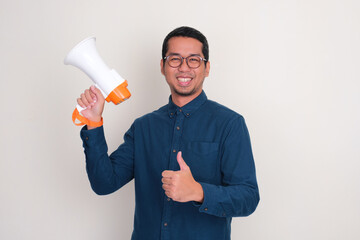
[171, 91, 202, 107]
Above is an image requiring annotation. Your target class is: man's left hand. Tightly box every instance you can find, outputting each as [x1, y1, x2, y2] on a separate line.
[162, 151, 204, 203]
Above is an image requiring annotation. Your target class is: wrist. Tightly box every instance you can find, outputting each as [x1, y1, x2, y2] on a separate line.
[86, 117, 103, 130]
[193, 182, 204, 203]
[89, 116, 102, 122]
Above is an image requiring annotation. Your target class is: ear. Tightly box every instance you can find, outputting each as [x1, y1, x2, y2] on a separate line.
[205, 61, 210, 77]
[160, 59, 165, 76]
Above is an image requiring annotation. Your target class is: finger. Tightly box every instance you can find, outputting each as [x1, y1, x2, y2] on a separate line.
[161, 177, 172, 184]
[162, 170, 174, 178]
[165, 191, 172, 198]
[80, 93, 91, 107]
[162, 183, 170, 191]
[85, 89, 95, 105]
[177, 151, 189, 171]
[89, 91, 97, 102]
[77, 98, 86, 109]
[90, 85, 104, 100]
[88, 87, 97, 101]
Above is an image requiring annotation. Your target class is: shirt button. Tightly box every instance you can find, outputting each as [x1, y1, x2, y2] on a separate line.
[186, 113, 190, 116]
[164, 222, 168, 227]
[85, 137, 89, 141]
[173, 149, 176, 153]
[179, 109, 182, 112]
[176, 126, 180, 130]
[204, 208, 208, 211]
[167, 198, 171, 201]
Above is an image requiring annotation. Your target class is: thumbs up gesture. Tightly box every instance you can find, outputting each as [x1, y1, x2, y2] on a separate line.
[161, 151, 204, 203]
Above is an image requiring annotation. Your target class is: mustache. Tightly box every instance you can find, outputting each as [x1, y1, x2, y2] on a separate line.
[175, 73, 194, 78]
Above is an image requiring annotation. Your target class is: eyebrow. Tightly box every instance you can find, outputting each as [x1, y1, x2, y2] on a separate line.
[167, 53, 202, 57]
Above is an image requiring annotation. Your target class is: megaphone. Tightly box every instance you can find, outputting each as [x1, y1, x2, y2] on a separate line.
[64, 37, 131, 127]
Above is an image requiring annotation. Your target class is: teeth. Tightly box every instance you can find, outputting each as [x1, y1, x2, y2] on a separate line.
[177, 78, 191, 82]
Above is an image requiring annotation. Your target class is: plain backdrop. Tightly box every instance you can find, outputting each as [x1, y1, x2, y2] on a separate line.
[1, 0, 359, 239]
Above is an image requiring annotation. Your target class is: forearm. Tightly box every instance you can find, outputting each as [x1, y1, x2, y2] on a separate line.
[196, 181, 259, 218]
[81, 126, 134, 195]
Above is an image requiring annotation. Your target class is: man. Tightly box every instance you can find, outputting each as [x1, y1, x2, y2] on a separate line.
[77, 26, 259, 240]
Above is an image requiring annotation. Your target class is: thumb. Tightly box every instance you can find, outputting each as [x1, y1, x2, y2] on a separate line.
[177, 151, 189, 171]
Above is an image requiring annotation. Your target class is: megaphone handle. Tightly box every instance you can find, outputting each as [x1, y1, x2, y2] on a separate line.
[72, 108, 103, 127]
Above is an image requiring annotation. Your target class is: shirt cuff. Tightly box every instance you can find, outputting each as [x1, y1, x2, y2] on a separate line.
[194, 182, 227, 217]
[80, 125, 106, 149]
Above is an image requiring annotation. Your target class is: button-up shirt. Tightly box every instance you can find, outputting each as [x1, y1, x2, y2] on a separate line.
[80, 91, 259, 240]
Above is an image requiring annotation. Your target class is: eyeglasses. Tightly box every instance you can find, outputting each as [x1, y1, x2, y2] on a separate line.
[164, 54, 207, 69]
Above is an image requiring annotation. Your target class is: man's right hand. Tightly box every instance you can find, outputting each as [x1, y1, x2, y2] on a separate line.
[77, 85, 105, 130]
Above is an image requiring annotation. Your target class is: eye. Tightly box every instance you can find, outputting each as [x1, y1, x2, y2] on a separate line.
[169, 56, 182, 62]
[189, 57, 200, 62]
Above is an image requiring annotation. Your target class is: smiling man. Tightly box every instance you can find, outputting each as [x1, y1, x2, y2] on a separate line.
[78, 26, 259, 240]
[161, 36, 209, 102]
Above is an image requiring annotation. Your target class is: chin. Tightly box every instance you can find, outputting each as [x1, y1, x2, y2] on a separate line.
[174, 88, 196, 97]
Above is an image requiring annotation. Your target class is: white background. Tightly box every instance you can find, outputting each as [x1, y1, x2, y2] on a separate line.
[1, 0, 359, 239]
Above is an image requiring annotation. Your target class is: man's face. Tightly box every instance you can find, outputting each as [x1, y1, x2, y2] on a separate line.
[161, 37, 210, 98]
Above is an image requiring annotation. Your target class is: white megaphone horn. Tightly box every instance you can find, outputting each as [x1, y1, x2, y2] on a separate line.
[64, 37, 131, 126]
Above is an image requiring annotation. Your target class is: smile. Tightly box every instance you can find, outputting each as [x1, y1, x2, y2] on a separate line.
[177, 77, 192, 83]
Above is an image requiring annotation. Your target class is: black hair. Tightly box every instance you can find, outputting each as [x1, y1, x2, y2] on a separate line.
[162, 26, 209, 65]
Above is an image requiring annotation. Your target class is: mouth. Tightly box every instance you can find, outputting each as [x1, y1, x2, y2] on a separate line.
[177, 77, 193, 86]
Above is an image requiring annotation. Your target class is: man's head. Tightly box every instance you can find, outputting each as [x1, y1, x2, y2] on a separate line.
[161, 26, 210, 106]
[162, 26, 209, 66]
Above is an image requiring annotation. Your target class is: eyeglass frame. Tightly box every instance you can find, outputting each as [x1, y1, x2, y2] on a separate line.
[163, 54, 207, 69]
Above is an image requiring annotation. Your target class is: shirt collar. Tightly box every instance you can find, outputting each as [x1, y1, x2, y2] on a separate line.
[168, 91, 208, 118]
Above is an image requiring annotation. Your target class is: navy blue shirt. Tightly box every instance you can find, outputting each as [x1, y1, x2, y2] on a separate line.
[80, 91, 259, 240]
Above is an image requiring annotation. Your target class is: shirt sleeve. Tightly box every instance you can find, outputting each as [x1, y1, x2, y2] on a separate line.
[80, 125, 135, 195]
[196, 116, 260, 217]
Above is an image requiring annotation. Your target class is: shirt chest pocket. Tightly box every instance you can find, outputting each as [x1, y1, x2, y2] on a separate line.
[185, 142, 219, 182]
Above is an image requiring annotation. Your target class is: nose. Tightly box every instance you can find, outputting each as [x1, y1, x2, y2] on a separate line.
[178, 58, 191, 72]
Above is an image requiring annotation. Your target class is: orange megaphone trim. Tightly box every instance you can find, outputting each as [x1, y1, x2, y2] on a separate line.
[72, 108, 103, 127]
[105, 80, 131, 105]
